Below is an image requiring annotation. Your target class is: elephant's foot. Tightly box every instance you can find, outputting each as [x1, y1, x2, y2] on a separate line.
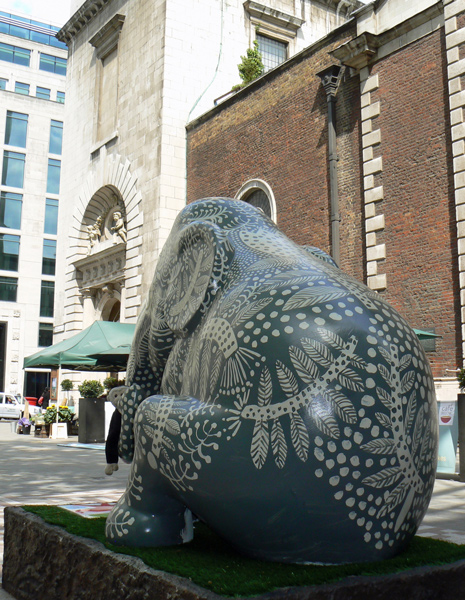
[106, 493, 193, 547]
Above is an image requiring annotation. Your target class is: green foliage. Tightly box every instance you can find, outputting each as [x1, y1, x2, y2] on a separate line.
[78, 379, 104, 398]
[24, 505, 465, 598]
[458, 369, 465, 391]
[103, 376, 125, 391]
[43, 405, 73, 424]
[60, 379, 74, 392]
[236, 39, 264, 88]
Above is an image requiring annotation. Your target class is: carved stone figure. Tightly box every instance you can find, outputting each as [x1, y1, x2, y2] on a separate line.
[111, 210, 127, 243]
[87, 216, 103, 252]
[106, 198, 438, 564]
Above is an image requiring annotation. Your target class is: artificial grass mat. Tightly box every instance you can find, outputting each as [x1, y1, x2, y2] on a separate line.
[23, 505, 465, 597]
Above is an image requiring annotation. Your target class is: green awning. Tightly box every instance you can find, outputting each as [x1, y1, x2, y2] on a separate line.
[413, 328, 441, 340]
[23, 321, 135, 372]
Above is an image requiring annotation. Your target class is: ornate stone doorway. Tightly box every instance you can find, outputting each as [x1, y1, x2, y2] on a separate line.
[73, 185, 127, 327]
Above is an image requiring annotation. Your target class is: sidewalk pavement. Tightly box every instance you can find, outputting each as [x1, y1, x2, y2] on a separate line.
[1, 421, 465, 599]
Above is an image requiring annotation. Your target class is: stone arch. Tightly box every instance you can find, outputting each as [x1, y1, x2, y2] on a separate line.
[64, 154, 143, 331]
[99, 294, 121, 322]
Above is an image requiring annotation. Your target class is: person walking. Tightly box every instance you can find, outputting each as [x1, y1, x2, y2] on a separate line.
[39, 386, 50, 411]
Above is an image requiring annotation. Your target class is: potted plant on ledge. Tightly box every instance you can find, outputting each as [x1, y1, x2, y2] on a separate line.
[61, 378, 74, 406]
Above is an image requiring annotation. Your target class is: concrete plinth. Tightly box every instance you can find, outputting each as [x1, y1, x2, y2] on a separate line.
[4, 507, 465, 600]
[50, 423, 68, 439]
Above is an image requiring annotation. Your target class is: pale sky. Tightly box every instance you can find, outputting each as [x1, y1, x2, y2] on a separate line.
[0, 0, 371, 29]
[0, 0, 74, 27]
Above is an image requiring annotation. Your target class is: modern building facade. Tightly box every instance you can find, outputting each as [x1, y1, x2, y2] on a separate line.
[186, 0, 463, 400]
[0, 11, 67, 397]
[54, 0, 359, 346]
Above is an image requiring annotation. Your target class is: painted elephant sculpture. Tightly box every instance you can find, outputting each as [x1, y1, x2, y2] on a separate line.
[106, 198, 438, 564]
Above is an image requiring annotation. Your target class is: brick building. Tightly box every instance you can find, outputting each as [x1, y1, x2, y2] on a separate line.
[186, 0, 463, 395]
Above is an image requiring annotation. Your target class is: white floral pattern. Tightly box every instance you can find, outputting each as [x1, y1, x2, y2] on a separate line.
[106, 198, 437, 563]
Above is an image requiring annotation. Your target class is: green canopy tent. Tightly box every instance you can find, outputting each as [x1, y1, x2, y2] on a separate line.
[23, 322, 438, 373]
[23, 321, 135, 372]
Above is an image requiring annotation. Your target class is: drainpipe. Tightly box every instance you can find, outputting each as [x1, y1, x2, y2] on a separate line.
[317, 65, 344, 266]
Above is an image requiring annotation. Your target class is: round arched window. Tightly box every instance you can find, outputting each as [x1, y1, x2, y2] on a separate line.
[244, 189, 272, 218]
[236, 179, 276, 222]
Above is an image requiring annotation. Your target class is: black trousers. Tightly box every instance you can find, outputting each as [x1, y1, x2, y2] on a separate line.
[105, 409, 121, 464]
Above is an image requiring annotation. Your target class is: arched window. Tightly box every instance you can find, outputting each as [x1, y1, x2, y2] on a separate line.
[236, 179, 276, 222]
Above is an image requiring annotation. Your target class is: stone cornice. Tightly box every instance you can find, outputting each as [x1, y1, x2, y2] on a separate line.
[56, 0, 112, 45]
[243, 1, 305, 33]
[331, 1, 443, 69]
[89, 13, 125, 60]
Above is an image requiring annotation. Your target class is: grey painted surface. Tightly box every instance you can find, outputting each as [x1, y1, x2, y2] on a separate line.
[0, 420, 464, 598]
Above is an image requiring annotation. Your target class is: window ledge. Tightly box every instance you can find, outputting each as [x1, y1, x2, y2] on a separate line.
[90, 131, 118, 156]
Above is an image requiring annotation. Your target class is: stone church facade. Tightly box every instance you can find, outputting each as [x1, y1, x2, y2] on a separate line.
[186, 0, 465, 396]
[55, 0, 359, 342]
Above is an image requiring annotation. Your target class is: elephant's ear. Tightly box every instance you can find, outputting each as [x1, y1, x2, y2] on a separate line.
[163, 222, 232, 333]
[302, 246, 339, 268]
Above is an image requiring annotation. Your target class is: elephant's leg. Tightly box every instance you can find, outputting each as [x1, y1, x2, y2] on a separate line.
[106, 395, 193, 547]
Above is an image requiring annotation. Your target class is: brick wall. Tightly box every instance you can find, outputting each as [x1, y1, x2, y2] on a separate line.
[187, 21, 459, 379]
[372, 29, 460, 377]
[187, 23, 362, 275]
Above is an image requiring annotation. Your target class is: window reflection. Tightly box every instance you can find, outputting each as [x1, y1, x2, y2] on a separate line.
[4, 111, 27, 147]
[49, 120, 62, 155]
[0, 192, 22, 229]
[46, 158, 60, 194]
[44, 199, 58, 235]
[2, 151, 25, 188]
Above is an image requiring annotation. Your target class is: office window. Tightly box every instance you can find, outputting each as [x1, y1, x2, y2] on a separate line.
[38, 322, 53, 347]
[0, 192, 22, 229]
[39, 53, 67, 76]
[9, 23, 28, 40]
[256, 34, 287, 72]
[0, 13, 67, 49]
[42, 239, 56, 275]
[40, 280, 54, 317]
[2, 151, 25, 188]
[14, 81, 29, 95]
[49, 120, 63, 155]
[4, 111, 27, 148]
[46, 159, 60, 194]
[0, 276, 17, 301]
[44, 199, 58, 234]
[0, 78, 7, 90]
[0, 42, 30, 67]
[0, 233, 19, 271]
[36, 86, 50, 100]
[56, 91, 65, 104]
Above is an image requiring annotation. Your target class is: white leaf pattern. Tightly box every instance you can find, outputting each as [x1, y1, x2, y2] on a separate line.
[289, 412, 309, 462]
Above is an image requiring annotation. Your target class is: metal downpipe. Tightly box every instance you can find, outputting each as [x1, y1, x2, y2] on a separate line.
[317, 65, 344, 267]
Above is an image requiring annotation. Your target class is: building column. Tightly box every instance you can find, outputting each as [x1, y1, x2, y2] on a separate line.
[445, 0, 465, 363]
[359, 68, 386, 291]
[81, 288, 96, 328]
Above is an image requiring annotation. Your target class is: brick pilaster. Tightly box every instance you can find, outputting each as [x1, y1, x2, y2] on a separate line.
[445, 0, 465, 362]
[359, 69, 386, 290]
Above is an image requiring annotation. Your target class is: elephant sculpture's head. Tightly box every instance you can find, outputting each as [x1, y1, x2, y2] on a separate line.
[115, 204, 238, 460]
[107, 198, 438, 564]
